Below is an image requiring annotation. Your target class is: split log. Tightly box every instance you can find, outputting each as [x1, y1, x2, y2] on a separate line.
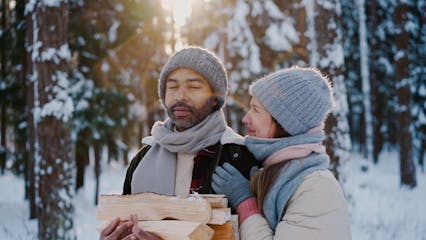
[97, 220, 214, 240]
[231, 215, 240, 240]
[96, 193, 212, 224]
[208, 221, 233, 240]
[209, 208, 231, 225]
[190, 194, 228, 208]
[137, 221, 214, 240]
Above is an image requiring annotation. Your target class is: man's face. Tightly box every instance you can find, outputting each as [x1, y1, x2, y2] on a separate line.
[164, 68, 218, 131]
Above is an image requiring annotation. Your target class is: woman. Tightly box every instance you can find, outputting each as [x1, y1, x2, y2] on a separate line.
[212, 66, 352, 239]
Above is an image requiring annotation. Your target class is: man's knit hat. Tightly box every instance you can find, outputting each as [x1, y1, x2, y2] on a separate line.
[250, 66, 334, 136]
[158, 47, 228, 108]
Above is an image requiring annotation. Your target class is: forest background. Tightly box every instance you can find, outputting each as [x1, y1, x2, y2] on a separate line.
[0, 0, 425, 239]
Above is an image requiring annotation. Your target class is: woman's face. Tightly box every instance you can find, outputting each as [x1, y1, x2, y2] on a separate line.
[242, 96, 278, 138]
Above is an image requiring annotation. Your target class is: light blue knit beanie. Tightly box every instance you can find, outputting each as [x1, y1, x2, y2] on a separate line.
[250, 66, 334, 136]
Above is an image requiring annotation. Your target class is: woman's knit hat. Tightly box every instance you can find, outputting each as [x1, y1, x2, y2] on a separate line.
[250, 66, 334, 136]
[158, 47, 228, 108]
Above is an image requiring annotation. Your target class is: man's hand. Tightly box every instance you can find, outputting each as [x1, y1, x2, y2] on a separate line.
[121, 214, 162, 240]
[99, 217, 134, 240]
[212, 162, 254, 209]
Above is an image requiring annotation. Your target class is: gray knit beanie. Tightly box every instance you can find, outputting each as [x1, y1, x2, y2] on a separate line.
[158, 47, 228, 108]
[250, 67, 334, 136]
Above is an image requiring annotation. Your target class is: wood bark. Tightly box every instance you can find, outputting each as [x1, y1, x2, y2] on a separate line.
[137, 221, 214, 240]
[393, 1, 416, 187]
[26, 2, 75, 238]
[24, 0, 37, 220]
[97, 193, 234, 239]
[367, 0, 384, 163]
[94, 140, 101, 205]
[208, 221, 234, 240]
[75, 129, 90, 191]
[0, 0, 7, 174]
[314, 0, 351, 177]
[96, 193, 213, 224]
[0, 99, 6, 174]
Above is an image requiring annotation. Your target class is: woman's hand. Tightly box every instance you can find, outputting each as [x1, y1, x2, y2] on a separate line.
[212, 162, 253, 208]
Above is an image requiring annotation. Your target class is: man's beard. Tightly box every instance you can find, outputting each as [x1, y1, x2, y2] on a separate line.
[167, 98, 217, 131]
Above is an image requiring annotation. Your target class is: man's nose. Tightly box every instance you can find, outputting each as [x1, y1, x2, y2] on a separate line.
[175, 87, 188, 101]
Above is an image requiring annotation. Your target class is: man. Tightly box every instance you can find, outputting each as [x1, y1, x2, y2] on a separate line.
[100, 47, 258, 240]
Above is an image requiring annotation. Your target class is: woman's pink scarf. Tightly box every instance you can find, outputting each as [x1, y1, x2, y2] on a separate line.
[263, 124, 326, 166]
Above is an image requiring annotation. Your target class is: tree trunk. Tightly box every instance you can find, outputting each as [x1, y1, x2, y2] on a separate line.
[367, 0, 384, 163]
[12, 0, 28, 198]
[94, 141, 101, 205]
[0, 0, 7, 174]
[75, 130, 90, 191]
[26, 1, 75, 238]
[107, 134, 116, 164]
[393, 1, 416, 188]
[24, 0, 38, 219]
[121, 131, 129, 165]
[310, 0, 351, 178]
[0, 105, 6, 174]
[419, 139, 425, 173]
[416, 0, 426, 173]
[358, 0, 373, 161]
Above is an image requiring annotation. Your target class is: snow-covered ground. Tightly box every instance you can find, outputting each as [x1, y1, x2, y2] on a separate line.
[0, 150, 425, 240]
[343, 151, 426, 240]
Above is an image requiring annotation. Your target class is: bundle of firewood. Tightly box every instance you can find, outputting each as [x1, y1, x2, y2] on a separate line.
[96, 193, 239, 240]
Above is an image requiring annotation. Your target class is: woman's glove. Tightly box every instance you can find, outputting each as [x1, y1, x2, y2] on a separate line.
[212, 163, 253, 209]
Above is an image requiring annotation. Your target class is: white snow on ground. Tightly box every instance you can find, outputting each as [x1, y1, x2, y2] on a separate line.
[0, 150, 425, 239]
[342, 151, 426, 240]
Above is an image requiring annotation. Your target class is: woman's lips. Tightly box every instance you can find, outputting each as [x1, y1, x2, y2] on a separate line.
[247, 128, 255, 136]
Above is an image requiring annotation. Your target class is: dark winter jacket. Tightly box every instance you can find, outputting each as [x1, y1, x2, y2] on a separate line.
[122, 142, 259, 195]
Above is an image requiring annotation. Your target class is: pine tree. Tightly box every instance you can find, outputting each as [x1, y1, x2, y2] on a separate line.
[393, 0, 416, 188]
[411, 0, 426, 172]
[366, 0, 385, 163]
[25, 1, 75, 238]
[308, 0, 351, 177]
[0, 0, 8, 174]
[68, 0, 167, 199]
[358, 0, 373, 161]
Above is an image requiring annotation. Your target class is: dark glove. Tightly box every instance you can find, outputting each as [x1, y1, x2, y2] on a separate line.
[212, 162, 253, 209]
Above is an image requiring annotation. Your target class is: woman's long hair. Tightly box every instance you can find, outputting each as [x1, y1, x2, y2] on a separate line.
[250, 118, 290, 212]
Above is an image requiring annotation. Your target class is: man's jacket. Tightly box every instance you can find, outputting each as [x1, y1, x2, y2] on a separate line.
[123, 142, 260, 195]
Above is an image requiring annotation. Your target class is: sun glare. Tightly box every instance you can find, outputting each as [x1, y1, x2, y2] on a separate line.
[161, 0, 193, 53]
[161, 0, 192, 27]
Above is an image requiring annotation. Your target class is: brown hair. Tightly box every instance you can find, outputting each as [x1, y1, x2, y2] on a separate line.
[250, 161, 288, 211]
[273, 119, 288, 138]
[250, 117, 290, 212]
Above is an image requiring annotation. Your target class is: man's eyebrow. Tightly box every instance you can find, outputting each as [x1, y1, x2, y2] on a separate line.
[187, 78, 205, 83]
[166, 78, 204, 83]
[166, 78, 177, 82]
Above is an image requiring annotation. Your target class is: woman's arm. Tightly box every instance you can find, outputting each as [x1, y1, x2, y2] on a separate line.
[274, 170, 351, 240]
[239, 170, 351, 240]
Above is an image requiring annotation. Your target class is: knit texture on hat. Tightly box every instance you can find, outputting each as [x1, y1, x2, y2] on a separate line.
[158, 47, 228, 108]
[250, 67, 334, 136]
